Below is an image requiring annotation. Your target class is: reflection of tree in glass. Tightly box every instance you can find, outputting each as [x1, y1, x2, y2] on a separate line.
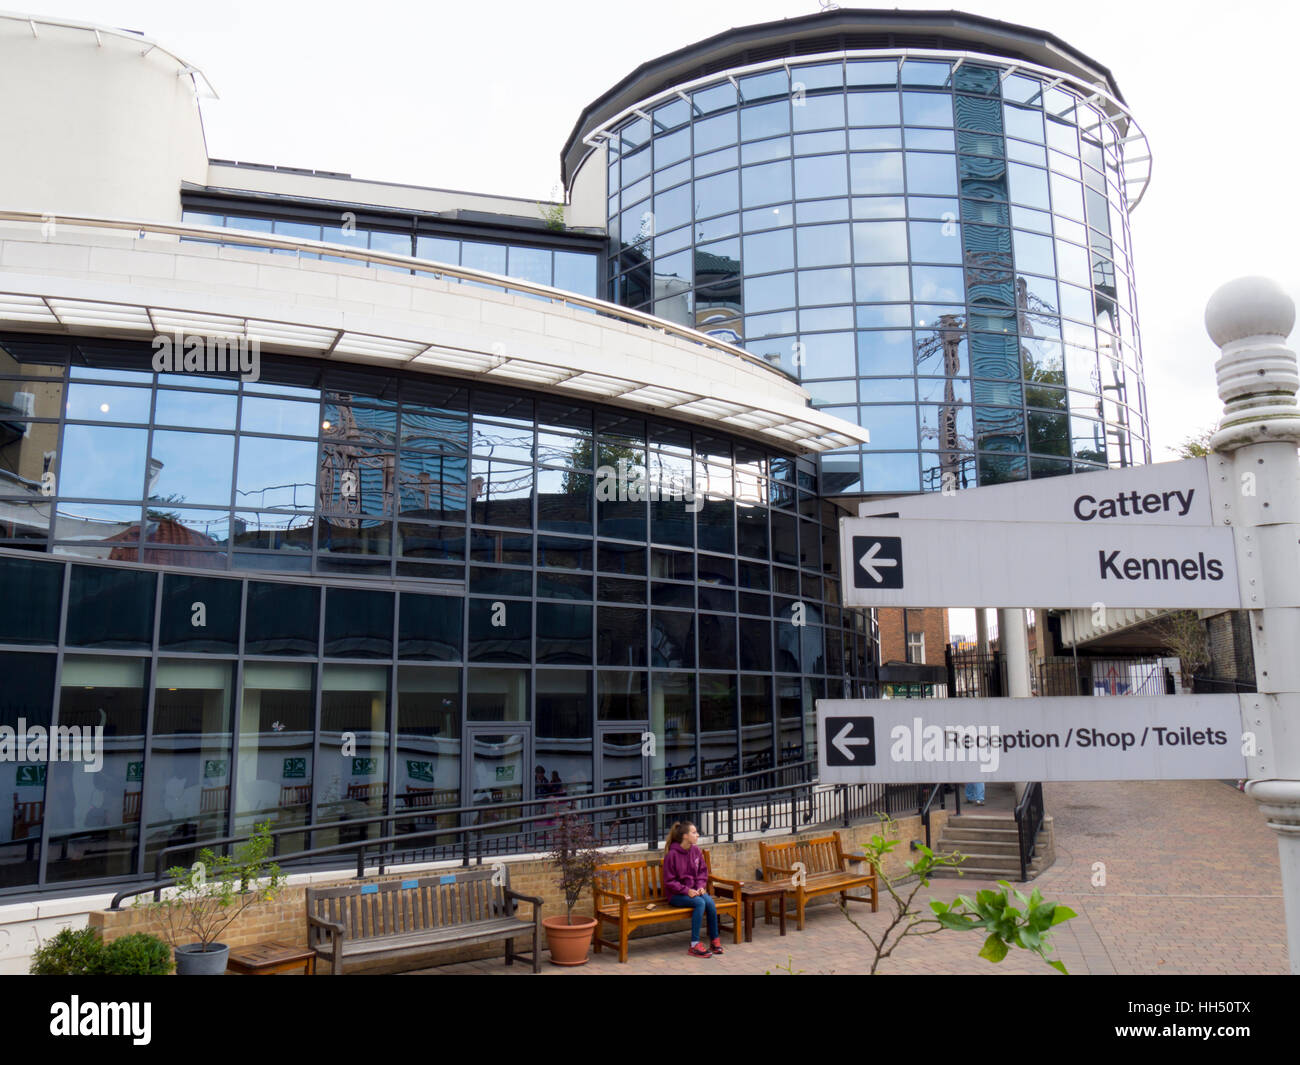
[915, 312, 973, 490]
[559, 436, 644, 495]
[319, 394, 395, 526]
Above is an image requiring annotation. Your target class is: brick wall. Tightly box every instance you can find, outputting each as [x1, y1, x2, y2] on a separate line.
[88, 811, 944, 973]
[878, 607, 950, 665]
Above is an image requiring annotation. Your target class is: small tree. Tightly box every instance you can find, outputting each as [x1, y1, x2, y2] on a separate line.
[547, 812, 604, 924]
[1170, 427, 1216, 459]
[840, 814, 1076, 974]
[139, 822, 285, 952]
[1150, 609, 1211, 678]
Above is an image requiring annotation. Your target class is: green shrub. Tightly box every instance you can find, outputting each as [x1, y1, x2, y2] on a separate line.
[30, 927, 174, 975]
[29, 926, 104, 975]
[101, 933, 174, 975]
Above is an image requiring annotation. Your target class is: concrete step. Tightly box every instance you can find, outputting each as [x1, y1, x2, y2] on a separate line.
[929, 861, 1050, 879]
[937, 849, 1023, 866]
[936, 839, 1022, 856]
[941, 826, 1021, 841]
[946, 815, 1018, 828]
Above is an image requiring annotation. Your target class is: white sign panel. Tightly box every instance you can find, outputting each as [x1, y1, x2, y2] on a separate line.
[816, 695, 1247, 784]
[840, 516, 1241, 609]
[859, 457, 1215, 527]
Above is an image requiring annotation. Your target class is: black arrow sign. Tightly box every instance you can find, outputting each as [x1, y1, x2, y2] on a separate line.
[825, 716, 876, 767]
[852, 535, 903, 589]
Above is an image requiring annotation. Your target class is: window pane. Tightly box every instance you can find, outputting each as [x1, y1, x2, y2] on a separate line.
[396, 667, 461, 814]
[45, 655, 147, 882]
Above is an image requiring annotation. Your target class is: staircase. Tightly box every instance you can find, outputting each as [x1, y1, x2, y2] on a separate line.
[930, 812, 1055, 880]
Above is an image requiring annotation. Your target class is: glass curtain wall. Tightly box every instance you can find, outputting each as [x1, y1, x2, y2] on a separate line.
[604, 57, 1148, 493]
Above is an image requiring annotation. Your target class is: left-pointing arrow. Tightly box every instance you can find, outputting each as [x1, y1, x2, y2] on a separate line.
[858, 541, 898, 583]
[832, 722, 872, 761]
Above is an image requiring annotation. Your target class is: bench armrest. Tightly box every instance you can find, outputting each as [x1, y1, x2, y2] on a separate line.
[708, 875, 743, 897]
[592, 884, 631, 908]
[307, 912, 346, 938]
[763, 862, 796, 878]
[840, 851, 874, 870]
[503, 887, 544, 914]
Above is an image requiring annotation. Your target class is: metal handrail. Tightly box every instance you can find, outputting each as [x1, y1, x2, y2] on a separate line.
[144, 758, 819, 886]
[1013, 781, 1045, 881]
[108, 762, 923, 911]
[0, 209, 795, 383]
[918, 782, 961, 849]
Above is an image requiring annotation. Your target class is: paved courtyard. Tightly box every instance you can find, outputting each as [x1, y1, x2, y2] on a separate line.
[413, 778, 1288, 976]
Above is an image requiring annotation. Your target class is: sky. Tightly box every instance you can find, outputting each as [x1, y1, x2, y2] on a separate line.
[19, 0, 1298, 459]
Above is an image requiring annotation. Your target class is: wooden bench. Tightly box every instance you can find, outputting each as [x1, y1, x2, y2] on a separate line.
[758, 831, 878, 931]
[306, 867, 542, 974]
[593, 850, 743, 962]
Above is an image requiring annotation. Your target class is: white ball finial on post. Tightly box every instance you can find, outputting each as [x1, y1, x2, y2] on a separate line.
[1206, 276, 1300, 452]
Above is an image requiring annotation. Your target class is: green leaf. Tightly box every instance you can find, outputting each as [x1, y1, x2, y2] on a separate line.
[1048, 959, 1069, 975]
[1050, 905, 1077, 926]
[930, 900, 950, 915]
[936, 913, 976, 931]
[1017, 927, 1041, 949]
[978, 934, 1008, 963]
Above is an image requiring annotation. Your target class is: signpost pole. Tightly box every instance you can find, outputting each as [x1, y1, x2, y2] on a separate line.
[1206, 277, 1300, 975]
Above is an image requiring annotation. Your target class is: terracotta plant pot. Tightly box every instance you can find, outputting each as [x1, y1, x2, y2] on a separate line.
[542, 915, 597, 966]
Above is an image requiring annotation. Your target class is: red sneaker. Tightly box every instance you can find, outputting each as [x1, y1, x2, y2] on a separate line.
[687, 943, 712, 958]
[710, 939, 725, 955]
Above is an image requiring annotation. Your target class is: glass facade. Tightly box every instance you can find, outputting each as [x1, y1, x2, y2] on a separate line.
[0, 334, 873, 894]
[603, 58, 1148, 494]
[180, 208, 601, 300]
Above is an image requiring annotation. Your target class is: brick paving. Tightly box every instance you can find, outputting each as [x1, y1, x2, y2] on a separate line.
[409, 779, 1288, 976]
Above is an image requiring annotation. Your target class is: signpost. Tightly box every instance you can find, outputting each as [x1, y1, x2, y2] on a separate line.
[858, 457, 1218, 526]
[841, 517, 1241, 609]
[816, 696, 1248, 785]
[820, 277, 1300, 972]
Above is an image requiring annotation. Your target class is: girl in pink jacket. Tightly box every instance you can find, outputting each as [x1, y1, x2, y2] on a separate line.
[663, 821, 722, 957]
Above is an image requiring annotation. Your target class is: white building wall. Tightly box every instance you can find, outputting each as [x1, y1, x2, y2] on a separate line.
[0, 16, 208, 222]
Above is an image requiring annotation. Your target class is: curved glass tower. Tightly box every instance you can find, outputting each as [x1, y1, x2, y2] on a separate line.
[566, 10, 1151, 496]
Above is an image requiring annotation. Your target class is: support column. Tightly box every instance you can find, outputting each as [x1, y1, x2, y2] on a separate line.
[997, 608, 1032, 698]
[975, 609, 989, 655]
[1205, 276, 1300, 974]
[998, 608, 1034, 803]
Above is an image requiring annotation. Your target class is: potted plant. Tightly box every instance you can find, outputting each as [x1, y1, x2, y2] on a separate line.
[542, 812, 603, 965]
[139, 822, 285, 975]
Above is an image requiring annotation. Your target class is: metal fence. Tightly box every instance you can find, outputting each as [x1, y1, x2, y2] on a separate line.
[946, 648, 1007, 698]
[1038, 655, 1176, 697]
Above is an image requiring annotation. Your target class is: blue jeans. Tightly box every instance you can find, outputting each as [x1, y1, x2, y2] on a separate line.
[965, 781, 985, 802]
[669, 893, 719, 942]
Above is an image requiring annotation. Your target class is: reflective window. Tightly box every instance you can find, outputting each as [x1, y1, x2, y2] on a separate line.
[852, 221, 908, 263]
[45, 655, 147, 882]
[850, 153, 904, 195]
[902, 92, 953, 127]
[741, 160, 792, 208]
[794, 156, 848, 200]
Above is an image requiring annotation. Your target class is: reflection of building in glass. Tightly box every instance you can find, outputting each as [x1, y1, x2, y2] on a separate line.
[571, 9, 1151, 496]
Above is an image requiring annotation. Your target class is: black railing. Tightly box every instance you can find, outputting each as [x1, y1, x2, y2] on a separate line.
[109, 760, 927, 910]
[919, 782, 961, 849]
[946, 647, 1006, 698]
[1014, 781, 1045, 882]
